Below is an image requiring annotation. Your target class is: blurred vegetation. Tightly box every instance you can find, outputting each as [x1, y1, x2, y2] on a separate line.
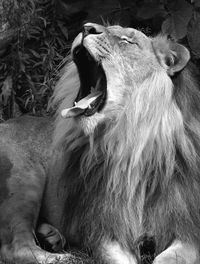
[0, 0, 69, 119]
[0, 0, 200, 120]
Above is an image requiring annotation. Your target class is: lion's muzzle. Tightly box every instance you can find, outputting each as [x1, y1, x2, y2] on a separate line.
[61, 24, 107, 119]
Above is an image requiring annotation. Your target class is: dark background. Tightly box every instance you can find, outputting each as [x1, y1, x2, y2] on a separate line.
[0, 0, 199, 120]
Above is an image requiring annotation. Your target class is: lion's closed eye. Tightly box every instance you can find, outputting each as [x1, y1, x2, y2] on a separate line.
[120, 36, 139, 45]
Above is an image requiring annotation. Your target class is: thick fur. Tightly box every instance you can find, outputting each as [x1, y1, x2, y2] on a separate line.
[0, 24, 200, 264]
[52, 26, 200, 259]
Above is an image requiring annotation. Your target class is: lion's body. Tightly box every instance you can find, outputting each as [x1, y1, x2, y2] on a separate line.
[0, 23, 200, 264]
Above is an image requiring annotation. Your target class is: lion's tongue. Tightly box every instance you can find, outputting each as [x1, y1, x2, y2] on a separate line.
[61, 91, 102, 118]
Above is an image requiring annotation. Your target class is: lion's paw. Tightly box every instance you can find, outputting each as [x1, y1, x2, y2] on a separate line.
[0, 244, 72, 264]
[37, 223, 66, 252]
[153, 241, 199, 264]
[153, 254, 187, 264]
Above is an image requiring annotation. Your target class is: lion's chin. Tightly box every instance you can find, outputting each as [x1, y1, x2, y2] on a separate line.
[76, 112, 105, 135]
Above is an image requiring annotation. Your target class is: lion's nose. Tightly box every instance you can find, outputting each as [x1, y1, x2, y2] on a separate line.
[82, 23, 105, 37]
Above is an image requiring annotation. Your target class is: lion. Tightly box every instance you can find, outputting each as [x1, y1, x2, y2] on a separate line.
[0, 22, 200, 264]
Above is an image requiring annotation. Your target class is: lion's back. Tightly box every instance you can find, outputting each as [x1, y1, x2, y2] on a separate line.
[0, 115, 53, 155]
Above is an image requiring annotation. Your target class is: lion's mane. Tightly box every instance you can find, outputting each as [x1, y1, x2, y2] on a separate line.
[52, 53, 200, 257]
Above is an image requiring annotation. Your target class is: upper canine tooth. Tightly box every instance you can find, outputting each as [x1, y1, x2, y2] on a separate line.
[88, 104, 92, 109]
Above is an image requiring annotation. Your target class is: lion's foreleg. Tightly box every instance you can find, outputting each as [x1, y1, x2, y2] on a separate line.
[0, 155, 73, 263]
[153, 240, 199, 264]
[0, 159, 46, 262]
[100, 241, 138, 264]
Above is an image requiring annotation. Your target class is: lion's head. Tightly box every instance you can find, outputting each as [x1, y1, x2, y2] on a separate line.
[55, 23, 190, 137]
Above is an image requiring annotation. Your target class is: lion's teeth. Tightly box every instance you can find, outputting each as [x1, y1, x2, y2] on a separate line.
[74, 101, 77, 106]
[88, 104, 92, 109]
[91, 77, 102, 93]
[95, 77, 102, 91]
[90, 87, 95, 93]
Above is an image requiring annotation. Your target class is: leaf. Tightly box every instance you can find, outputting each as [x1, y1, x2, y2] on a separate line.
[13, 101, 22, 118]
[29, 49, 40, 58]
[187, 11, 200, 58]
[39, 16, 47, 27]
[0, 76, 12, 106]
[137, 3, 166, 20]
[162, 0, 193, 40]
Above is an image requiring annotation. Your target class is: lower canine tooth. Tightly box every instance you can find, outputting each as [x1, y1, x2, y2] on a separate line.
[90, 87, 95, 93]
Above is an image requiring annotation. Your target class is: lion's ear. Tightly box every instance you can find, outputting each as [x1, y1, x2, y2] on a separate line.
[153, 36, 190, 76]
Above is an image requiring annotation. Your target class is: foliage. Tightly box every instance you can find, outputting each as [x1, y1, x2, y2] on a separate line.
[0, 0, 69, 119]
[134, 0, 200, 56]
[0, 0, 200, 120]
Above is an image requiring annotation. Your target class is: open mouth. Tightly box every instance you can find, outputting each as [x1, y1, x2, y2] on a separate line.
[61, 45, 107, 118]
